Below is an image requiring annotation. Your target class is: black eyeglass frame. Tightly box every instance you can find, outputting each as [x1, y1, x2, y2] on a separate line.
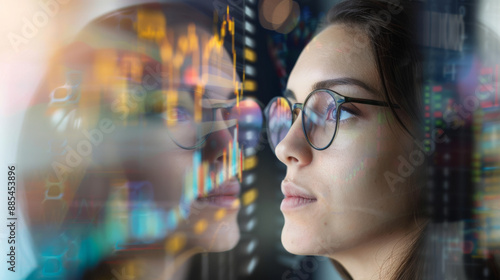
[164, 99, 236, 150]
[265, 88, 400, 151]
[165, 96, 263, 150]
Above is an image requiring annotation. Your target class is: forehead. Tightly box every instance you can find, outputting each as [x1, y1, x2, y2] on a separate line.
[287, 24, 381, 100]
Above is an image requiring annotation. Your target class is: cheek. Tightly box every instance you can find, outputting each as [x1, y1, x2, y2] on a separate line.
[146, 151, 193, 204]
[320, 119, 411, 216]
[183, 206, 240, 251]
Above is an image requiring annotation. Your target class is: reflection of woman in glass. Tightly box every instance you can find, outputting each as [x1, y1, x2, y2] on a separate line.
[265, 0, 427, 279]
[18, 3, 257, 279]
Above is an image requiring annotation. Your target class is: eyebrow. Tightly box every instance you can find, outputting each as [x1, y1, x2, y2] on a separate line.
[313, 78, 379, 95]
[205, 85, 237, 100]
[284, 77, 380, 101]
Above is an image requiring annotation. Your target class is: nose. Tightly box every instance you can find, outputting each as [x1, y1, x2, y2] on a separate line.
[275, 112, 313, 167]
[202, 109, 235, 164]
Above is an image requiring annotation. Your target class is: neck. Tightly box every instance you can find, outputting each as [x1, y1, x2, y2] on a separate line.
[160, 254, 190, 280]
[330, 218, 426, 280]
[110, 249, 192, 280]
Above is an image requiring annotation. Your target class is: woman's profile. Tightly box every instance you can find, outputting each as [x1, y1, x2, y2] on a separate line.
[16, 3, 261, 279]
[265, 0, 428, 279]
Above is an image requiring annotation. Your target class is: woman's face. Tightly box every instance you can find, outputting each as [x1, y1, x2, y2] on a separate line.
[276, 24, 416, 256]
[113, 25, 242, 252]
[20, 18, 241, 259]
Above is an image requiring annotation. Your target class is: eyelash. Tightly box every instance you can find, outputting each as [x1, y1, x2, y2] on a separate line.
[326, 104, 359, 123]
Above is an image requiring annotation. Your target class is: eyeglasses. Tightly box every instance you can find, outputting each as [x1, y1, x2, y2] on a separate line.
[160, 93, 240, 150]
[264, 89, 400, 151]
[157, 90, 263, 150]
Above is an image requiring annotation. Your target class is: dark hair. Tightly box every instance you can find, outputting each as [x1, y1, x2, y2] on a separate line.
[326, 0, 424, 138]
[324, 1, 426, 279]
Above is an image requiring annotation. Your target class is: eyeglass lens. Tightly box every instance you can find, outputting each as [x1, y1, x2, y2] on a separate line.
[162, 89, 215, 149]
[267, 90, 338, 150]
[303, 90, 338, 149]
[267, 97, 292, 150]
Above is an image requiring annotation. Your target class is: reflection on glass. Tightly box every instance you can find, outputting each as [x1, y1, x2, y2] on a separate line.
[17, 3, 263, 280]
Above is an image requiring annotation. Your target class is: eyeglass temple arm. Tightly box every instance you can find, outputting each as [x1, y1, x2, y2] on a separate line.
[343, 96, 400, 109]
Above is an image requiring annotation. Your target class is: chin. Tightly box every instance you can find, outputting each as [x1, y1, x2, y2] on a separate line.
[186, 209, 241, 252]
[204, 223, 240, 252]
[281, 219, 318, 255]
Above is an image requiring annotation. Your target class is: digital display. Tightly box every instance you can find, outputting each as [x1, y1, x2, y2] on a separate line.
[1, 0, 499, 279]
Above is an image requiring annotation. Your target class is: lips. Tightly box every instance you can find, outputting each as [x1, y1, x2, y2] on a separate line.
[196, 177, 241, 209]
[281, 180, 317, 211]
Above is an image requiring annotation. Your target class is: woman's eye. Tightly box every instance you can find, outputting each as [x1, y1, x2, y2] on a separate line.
[326, 106, 356, 122]
[339, 109, 355, 122]
[326, 105, 336, 121]
[166, 107, 193, 122]
[221, 107, 236, 120]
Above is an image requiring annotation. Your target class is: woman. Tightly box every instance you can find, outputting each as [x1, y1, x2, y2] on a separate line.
[18, 3, 250, 279]
[265, 0, 428, 279]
